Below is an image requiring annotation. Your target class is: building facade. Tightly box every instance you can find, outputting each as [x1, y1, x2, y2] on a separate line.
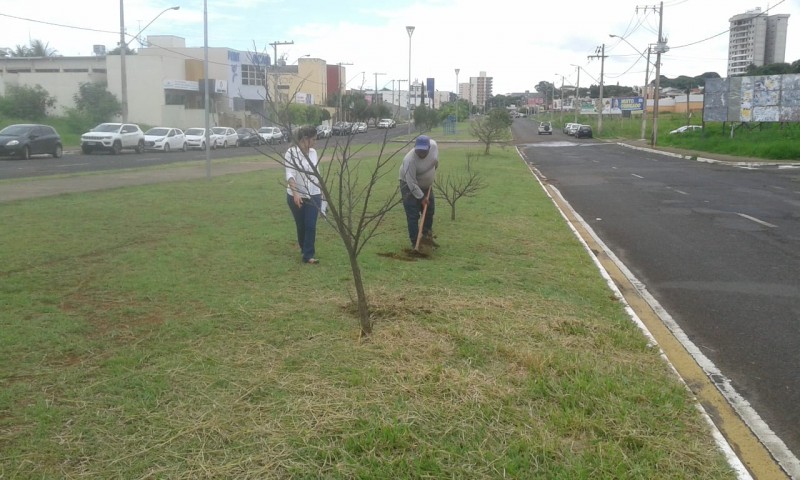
[468, 71, 493, 112]
[727, 8, 790, 76]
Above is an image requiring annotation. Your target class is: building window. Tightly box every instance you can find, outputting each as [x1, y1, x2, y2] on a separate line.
[165, 92, 186, 106]
[241, 64, 266, 86]
[35, 69, 59, 73]
[64, 69, 89, 73]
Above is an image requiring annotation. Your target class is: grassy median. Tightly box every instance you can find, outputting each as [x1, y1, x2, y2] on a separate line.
[0, 146, 735, 478]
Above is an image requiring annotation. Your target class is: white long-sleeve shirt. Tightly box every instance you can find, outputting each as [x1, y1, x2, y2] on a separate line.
[284, 146, 320, 197]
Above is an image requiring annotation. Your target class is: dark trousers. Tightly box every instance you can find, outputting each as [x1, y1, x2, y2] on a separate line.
[287, 193, 321, 262]
[400, 183, 434, 247]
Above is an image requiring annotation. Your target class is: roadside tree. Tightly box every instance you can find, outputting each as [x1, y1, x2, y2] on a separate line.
[69, 82, 121, 128]
[434, 153, 487, 221]
[0, 84, 55, 120]
[471, 108, 512, 154]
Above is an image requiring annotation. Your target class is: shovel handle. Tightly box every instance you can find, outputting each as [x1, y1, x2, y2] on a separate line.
[414, 187, 432, 251]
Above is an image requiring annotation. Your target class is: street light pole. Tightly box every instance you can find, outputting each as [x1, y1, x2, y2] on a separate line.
[406, 26, 415, 135]
[455, 68, 460, 126]
[570, 64, 580, 123]
[119, 2, 180, 122]
[609, 34, 656, 141]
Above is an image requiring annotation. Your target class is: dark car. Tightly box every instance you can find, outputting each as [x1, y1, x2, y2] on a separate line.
[236, 127, 264, 146]
[575, 125, 593, 139]
[0, 124, 63, 159]
[332, 121, 352, 136]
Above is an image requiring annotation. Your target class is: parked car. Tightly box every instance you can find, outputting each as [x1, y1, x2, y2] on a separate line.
[332, 121, 352, 136]
[538, 122, 552, 135]
[354, 122, 368, 133]
[575, 125, 593, 138]
[0, 124, 62, 159]
[144, 127, 187, 152]
[316, 125, 332, 139]
[236, 127, 264, 146]
[81, 123, 144, 155]
[257, 126, 284, 144]
[184, 128, 209, 150]
[378, 118, 396, 129]
[210, 127, 238, 149]
[566, 123, 581, 136]
[669, 125, 703, 134]
[563, 122, 576, 134]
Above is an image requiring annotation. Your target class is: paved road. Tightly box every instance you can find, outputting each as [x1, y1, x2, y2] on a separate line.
[514, 118, 800, 474]
[0, 127, 406, 180]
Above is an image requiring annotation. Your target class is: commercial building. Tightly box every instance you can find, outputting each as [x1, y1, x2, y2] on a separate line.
[1, 35, 337, 128]
[727, 7, 790, 76]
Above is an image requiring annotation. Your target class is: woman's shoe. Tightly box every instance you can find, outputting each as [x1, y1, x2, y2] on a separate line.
[304, 258, 320, 265]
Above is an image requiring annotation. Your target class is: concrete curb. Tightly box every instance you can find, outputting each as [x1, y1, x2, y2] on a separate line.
[616, 141, 800, 169]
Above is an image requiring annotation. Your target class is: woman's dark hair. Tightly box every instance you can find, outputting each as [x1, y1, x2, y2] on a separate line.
[296, 125, 317, 141]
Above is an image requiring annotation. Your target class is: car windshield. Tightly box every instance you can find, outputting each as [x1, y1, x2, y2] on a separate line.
[185, 128, 205, 136]
[146, 128, 169, 136]
[93, 124, 122, 132]
[211, 127, 227, 135]
[258, 128, 270, 133]
[0, 125, 34, 135]
[237, 129, 252, 134]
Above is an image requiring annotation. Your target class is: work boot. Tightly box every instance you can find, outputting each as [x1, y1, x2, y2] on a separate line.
[421, 233, 439, 248]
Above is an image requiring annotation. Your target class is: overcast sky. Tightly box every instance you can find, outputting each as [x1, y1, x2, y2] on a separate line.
[2, 0, 799, 95]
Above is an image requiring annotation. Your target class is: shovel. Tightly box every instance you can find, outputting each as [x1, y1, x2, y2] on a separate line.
[414, 186, 432, 252]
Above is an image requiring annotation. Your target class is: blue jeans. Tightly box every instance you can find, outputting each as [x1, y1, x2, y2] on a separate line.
[400, 183, 434, 247]
[287, 193, 322, 262]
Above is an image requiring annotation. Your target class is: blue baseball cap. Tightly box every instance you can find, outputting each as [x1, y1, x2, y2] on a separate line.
[414, 135, 431, 151]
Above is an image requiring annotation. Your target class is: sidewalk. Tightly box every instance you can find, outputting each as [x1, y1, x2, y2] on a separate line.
[615, 138, 800, 168]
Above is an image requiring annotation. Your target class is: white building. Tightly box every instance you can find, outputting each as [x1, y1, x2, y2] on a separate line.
[728, 8, 790, 76]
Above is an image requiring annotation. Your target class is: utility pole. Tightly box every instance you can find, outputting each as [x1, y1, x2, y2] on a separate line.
[337, 62, 352, 123]
[641, 45, 652, 141]
[588, 44, 607, 134]
[373, 72, 385, 106]
[268, 40, 293, 67]
[638, 2, 667, 145]
[570, 64, 581, 123]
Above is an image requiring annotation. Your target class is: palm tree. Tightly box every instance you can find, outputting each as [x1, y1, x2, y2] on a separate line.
[11, 40, 58, 57]
[28, 39, 57, 57]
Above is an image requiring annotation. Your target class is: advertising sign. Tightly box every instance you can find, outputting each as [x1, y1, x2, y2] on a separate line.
[426, 78, 435, 100]
[704, 74, 800, 122]
[611, 97, 644, 112]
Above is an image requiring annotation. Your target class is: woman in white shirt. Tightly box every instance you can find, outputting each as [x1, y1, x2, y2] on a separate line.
[285, 125, 322, 264]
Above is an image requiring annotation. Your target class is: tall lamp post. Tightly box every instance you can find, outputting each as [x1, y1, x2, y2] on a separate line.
[454, 68, 460, 126]
[570, 64, 581, 123]
[406, 26, 415, 135]
[119, 2, 180, 122]
[609, 34, 656, 141]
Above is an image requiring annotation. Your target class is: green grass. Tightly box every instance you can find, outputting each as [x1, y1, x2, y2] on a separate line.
[541, 112, 800, 160]
[0, 146, 735, 478]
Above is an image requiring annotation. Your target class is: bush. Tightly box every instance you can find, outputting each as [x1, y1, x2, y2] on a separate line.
[0, 84, 55, 120]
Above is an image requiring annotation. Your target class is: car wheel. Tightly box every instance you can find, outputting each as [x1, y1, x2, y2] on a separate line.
[135, 139, 144, 154]
[112, 141, 122, 155]
[52, 144, 63, 158]
[81, 145, 92, 155]
[164, 143, 170, 152]
[182, 142, 187, 152]
[19, 146, 31, 160]
[223, 140, 228, 149]
[201, 141, 206, 150]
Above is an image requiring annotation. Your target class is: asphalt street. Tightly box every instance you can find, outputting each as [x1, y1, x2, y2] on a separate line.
[515, 118, 800, 476]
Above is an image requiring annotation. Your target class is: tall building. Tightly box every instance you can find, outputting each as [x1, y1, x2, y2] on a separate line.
[468, 71, 493, 112]
[727, 7, 790, 76]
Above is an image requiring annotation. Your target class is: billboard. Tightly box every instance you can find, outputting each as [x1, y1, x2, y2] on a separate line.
[611, 97, 644, 112]
[704, 74, 800, 122]
[426, 78, 435, 100]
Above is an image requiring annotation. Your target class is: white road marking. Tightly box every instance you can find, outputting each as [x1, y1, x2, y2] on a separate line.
[736, 213, 777, 228]
[57, 163, 89, 167]
[631, 173, 644, 179]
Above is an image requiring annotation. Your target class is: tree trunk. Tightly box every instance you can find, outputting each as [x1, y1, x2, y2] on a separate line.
[347, 251, 371, 336]
[451, 205, 456, 221]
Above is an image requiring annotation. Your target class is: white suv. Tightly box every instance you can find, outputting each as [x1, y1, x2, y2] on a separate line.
[81, 123, 145, 154]
[258, 126, 284, 144]
[377, 118, 396, 129]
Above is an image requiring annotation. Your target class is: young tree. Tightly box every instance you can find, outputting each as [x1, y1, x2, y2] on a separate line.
[471, 108, 512, 154]
[434, 153, 487, 221]
[413, 105, 440, 132]
[72, 81, 121, 125]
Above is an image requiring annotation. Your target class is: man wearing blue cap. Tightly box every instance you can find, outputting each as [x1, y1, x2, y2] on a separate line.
[399, 135, 439, 248]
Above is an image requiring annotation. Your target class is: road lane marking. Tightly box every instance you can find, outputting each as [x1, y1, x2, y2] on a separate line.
[57, 163, 89, 167]
[736, 213, 778, 228]
[631, 173, 644, 179]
